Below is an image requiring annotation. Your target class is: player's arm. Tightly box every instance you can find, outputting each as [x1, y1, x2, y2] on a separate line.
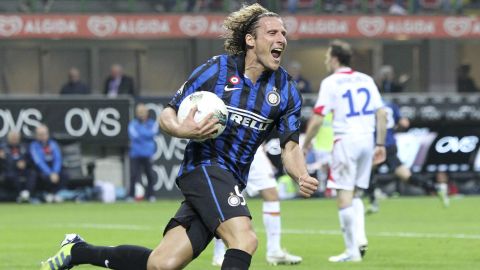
[373, 107, 387, 165]
[158, 106, 218, 140]
[281, 140, 318, 197]
[302, 114, 324, 153]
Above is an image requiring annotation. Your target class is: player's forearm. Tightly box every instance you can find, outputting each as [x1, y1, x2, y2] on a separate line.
[158, 107, 186, 138]
[375, 108, 387, 145]
[303, 115, 324, 149]
[281, 141, 309, 183]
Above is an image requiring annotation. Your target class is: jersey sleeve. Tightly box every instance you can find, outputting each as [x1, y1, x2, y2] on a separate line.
[313, 79, 334, 116]
[277, 82, 302, 147]
[167, 56, 220, 111]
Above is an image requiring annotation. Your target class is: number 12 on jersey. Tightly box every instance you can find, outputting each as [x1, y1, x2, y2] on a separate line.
[342, 88, 374, 117]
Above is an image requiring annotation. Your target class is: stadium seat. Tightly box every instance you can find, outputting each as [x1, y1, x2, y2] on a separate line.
[61, 142, 95, 189]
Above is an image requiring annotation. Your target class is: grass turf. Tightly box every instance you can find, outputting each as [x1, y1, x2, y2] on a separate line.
[1, 196, 479, 270]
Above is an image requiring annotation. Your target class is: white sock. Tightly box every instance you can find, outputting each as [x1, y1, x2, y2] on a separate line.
[263, 201, 281, 254]
[338, 206, 360, 258]
[213, 238, 226, 258]
[352, 198, 368, 246]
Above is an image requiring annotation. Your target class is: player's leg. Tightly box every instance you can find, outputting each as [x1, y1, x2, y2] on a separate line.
[260, 187, 302, 265]
[328, 189, 361, 262]
[40, 234, 153, 270]
[352, 139, 376, 257]
[178, 166, 255, 269]
[327, 169, 361, 260]
[147, 226, 194, 270]
[216, 216, 257, 270]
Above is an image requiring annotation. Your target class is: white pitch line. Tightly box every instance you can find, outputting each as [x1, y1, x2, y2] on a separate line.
[49, 224, 480, 240]
[50, 223, 154, 231]
[277, 229, 480, 240]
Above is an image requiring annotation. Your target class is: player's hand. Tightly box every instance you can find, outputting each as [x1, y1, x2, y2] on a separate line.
[178, 106, 219, 140]
[373, 146, 386, 165]
[298, 175, 319, 198]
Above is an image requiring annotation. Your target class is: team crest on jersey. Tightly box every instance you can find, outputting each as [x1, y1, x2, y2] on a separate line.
[266, 89, 280, 106]
[228, 76, 240, 85]
[227, 185, 246, 207]
[228, 193, 241, 207]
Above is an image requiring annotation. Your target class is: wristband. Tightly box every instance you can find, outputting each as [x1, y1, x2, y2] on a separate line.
[375, 143, 384, 147]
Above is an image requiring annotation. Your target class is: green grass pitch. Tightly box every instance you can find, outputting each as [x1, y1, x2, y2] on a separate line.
[1, 196, 480, 270]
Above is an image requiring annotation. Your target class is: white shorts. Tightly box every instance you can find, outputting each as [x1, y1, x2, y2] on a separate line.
[326, 133, 374, 191]
[245, 147, 277, 197]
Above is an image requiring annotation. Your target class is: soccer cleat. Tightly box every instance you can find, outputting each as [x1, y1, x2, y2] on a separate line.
[436, 183, 450, 208]
[40, 234, 85, 270]
[211, 255, 224, 267]
[359, 244, 368, 258]
[266, 249, 302, 265]
[328, 252, 362, 263]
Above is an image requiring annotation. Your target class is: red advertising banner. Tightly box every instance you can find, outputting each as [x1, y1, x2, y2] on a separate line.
[0, 14, 479, 39]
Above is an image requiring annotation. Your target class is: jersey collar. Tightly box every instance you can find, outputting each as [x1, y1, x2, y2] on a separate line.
[334, 67, 354, 74]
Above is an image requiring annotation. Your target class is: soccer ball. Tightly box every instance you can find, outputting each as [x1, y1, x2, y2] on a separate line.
[177, 91, 228, 141]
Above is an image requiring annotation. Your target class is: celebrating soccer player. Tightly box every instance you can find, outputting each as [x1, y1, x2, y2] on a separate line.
[40, 3, 318, 270]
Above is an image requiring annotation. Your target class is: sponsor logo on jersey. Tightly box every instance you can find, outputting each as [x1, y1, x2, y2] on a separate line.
[224, 85, 241, 92]
[227, 106, 273, 131]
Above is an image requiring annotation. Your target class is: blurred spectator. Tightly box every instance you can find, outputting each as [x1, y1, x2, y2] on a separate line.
[128, 103, 158, 202]
[456, 64, 479, 93]
[288, 61, 312, 94]
[2, 131, 36, 203]
[19, 0, 54, 12]
[377, 65, 409, 93]
[389, 0, 408, 15]
[287, 0, 299, 13]
[30, 125, 66, 203]
[104, 64, 136, 97]
[60, 67, 91, 95]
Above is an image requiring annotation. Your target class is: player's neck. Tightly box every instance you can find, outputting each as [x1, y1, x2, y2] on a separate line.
[244, 53, 266, 84]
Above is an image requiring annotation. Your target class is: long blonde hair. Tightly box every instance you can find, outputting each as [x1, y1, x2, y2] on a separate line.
[223, 3, 279, 55]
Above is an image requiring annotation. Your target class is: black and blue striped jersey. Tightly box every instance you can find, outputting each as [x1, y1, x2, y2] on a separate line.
[168, 54, 302, 188]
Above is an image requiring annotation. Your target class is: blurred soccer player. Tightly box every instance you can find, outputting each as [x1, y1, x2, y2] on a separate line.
[366, 101, 449, 213]
[302, 40, 387, 263]
[40, 3, 318, 270]
[212, 146, 302, 266]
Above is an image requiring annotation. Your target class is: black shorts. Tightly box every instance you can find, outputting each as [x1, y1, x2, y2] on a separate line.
[163, 165, 251, 258]
[380, 145, 402, 172]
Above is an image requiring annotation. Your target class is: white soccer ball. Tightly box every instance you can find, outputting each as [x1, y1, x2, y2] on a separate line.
[177, 91, 228, 141]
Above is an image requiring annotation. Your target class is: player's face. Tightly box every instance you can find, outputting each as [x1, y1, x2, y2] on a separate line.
[249, 17, 287, 71]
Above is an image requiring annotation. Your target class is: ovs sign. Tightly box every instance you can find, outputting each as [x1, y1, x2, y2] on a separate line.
[64, 107, 121, 137]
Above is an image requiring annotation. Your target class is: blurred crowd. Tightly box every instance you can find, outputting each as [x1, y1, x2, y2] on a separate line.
[8, 0, 480, 15]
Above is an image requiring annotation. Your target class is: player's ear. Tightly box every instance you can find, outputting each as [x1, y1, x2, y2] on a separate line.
[245, 34, 255, 47]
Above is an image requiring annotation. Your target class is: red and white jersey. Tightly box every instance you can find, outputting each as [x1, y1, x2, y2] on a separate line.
[313, 67, 383, 135]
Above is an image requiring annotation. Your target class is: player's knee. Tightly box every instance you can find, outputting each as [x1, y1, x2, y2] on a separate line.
[230, 230, 258, 254]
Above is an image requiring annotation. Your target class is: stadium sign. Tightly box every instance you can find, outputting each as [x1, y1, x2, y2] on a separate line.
[0, 97, 131, 145]
[1, 15, 480, 39]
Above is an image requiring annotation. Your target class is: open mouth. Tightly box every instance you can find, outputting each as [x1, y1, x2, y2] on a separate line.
[271, 48, 283, 59]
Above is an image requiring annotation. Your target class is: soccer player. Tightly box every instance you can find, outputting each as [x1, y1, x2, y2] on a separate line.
[302, 40, 387, 263]
[366, 101, 449, 213]
[40, 3, 318, 270]
[211, 146, 302, 266]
